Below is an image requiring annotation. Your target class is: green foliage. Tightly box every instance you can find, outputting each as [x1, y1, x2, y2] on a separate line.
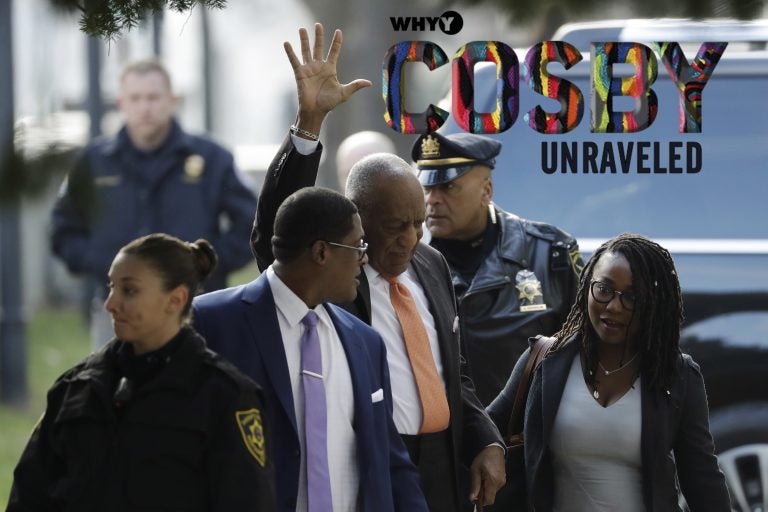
[49, 0, 227, 40]
[0, 134, 78, 205]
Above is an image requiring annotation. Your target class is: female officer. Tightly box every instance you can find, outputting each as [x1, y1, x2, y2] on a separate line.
[487, 233, 730, 511]
[8, 233, 275, 511]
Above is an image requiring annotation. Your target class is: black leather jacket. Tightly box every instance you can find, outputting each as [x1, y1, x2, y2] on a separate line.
[437, 206, 582, 405]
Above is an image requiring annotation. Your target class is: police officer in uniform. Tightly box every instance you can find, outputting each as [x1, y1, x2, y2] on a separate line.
[51, 59, 257, 350]
[8, 234, 275, 511]
[413, 132, 583, 406]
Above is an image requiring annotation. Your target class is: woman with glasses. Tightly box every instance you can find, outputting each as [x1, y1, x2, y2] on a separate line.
[486, 233, 729, 511]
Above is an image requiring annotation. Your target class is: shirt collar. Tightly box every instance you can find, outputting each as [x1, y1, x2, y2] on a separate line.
[265, 266, 331, 329]
[363, 263, 415, 288]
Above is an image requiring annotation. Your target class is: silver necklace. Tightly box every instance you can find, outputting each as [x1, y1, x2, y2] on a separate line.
[598, 352, 639, 376]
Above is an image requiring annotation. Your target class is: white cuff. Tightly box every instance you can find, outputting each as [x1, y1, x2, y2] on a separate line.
[290, 132, 320, 156]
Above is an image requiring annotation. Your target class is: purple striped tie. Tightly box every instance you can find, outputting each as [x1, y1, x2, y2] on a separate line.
[301, 311, 333, 512]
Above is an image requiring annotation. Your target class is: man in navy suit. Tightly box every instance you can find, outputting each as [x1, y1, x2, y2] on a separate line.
[193, 187, 427, 511]
[252, 24, 506, 511]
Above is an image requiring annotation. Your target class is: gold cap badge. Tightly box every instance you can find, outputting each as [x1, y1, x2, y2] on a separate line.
[420, 135, 440, 159]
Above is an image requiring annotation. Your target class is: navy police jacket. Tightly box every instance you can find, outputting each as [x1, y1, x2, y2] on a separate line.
[51, 121, 257, 292]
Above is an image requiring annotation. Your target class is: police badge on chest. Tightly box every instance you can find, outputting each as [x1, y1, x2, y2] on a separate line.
[516, 270, 547, 312]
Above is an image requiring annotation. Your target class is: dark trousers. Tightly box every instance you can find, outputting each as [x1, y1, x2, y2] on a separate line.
[401, 430, 460, 512]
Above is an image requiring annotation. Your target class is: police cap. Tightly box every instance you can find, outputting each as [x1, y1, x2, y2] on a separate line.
[411, 132, 502, 186]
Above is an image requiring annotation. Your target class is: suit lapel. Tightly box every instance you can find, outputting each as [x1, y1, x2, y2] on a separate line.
[541, 339, 580, 446]
[325, 305, 374, 488]
[640, 378, 666, 509]
[356, 271, 372, 323]
[325, 304, 368, 410]
[410, 244, 457, 376]
[241, 275, 298, 435]
[336, 271, 372, 325]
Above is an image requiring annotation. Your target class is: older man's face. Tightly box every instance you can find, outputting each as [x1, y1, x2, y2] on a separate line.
[361, 175, 424, 279]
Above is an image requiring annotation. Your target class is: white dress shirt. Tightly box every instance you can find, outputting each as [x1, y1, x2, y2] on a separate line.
[266, 267, 360, 512]
[364, 264, 446, 435]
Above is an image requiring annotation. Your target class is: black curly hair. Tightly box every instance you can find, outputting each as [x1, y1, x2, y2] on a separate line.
[552, 233, 684, 395]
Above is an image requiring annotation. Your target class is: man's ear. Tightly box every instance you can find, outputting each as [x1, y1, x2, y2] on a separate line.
[482, 176, 493, 205]
[310, 240, 329, 265]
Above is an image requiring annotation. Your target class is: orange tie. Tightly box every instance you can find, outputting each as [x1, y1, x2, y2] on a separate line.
[387, 277, 450, 433]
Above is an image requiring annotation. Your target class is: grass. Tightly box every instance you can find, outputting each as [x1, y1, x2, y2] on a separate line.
[0, 307, 90, 508]
[228, 260, 260, 286]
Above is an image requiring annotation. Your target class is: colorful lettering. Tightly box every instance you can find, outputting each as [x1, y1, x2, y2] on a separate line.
[382, 41, 449, 134]
[452, 41, 519, 134]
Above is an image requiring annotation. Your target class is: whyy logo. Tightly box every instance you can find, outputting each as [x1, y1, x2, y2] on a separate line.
[390, 10, 463, 35]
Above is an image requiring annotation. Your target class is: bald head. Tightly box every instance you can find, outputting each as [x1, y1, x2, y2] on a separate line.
[336, 131, 396, 191]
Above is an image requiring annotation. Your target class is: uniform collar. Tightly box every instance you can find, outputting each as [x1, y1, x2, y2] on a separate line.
[106, 119, 191, 157]
[126, 326, 207, 397]
[494, 206, 531, 267]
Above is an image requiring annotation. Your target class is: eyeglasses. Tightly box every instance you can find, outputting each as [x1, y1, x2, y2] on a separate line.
[590, 280, 636, 311]
[325, 241, 368, 261]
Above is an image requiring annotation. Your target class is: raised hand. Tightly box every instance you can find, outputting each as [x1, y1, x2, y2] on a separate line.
[284, 23, 372, 136]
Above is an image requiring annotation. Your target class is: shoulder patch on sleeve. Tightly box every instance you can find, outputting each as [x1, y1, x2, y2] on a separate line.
[236, 408, 266, 467]
[569, 247, 584, 275]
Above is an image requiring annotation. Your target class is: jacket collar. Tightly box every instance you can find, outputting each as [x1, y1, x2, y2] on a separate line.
[351, 268, 372, 325]
[463, 207, 529, 292]
[493, 206, 530, 267]
[105, 119, 191, 157]
[126, 326, 207, 398]
[540, 334, 581, 446]
[241, 275, 298, 435]
[55, 327, 206, 423]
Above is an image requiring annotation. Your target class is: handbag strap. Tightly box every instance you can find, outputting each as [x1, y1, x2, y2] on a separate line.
[506, 335, 556, 442]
